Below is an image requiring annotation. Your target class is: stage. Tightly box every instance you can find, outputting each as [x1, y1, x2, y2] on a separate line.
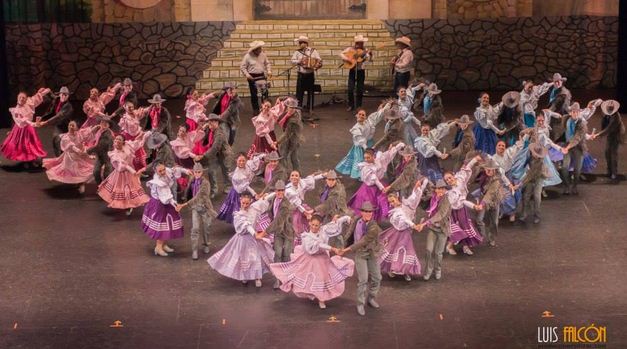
[0, 90, 625, 348]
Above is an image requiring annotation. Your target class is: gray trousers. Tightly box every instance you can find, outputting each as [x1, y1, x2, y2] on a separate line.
[93, 158, 112, 185]
[354, 250, 381, 306]
[561, 148, 584, 189]
[521, 180, 543, 220]
[424, 228, 447, 277]
[191, 209, 212, 252]
[273, 235, 293, 263]
[280, 144, 300, 172]
[207, 161, 229, 195]
[476, 206, 500, 244]
[52, 129, 63, 157]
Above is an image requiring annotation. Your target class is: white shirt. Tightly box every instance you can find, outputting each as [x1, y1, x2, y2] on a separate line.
[520, 82, 552, 115]
[474, 103, 503, 132]
[285, 174, 324, 212]
[414, 123, 452, 158]
[447, 158, 478, 210]
[291, 47, 322, 74]
[388, 180, 428, 230]
[350, 106, 387, 149]
[357, 143, 404, 190]
[240, 51, 272, 76]
[230, 154, 265, 195]
[233, 193, 275, 236]
[301, 230, 332, 255]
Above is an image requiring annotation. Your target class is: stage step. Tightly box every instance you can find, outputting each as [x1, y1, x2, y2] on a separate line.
[196, 19, 397, 97]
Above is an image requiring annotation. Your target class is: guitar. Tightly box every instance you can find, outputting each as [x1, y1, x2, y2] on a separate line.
[339, 43, 386, 69]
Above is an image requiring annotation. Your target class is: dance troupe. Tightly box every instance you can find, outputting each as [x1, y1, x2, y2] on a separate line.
[2, 36, 625, 316]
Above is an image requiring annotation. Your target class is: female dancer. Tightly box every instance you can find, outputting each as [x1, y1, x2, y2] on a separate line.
[474, 92, 505, 155]
[43, 120, 96, 193]
[97, 131, 152, 215]
[285, 170, 325, 243]
[170, 124, 206, 169]
[1, 88, 51, 166]
[81, 83, 121, 129]
[347, 142, 405, 222]
[443, 155, 483, 256]
[118, 101, 149, 170]
[335, 102, 389, 179]
[142, 163, 190, 256]
[414, 122, 454, 181]
[519, 80, 552, 128]
[379, 177, 428, 281]
[208, 192, 275, 288]
[269, 215, 354, 309]
[184, 89, 215, 131]
[248, 99, 283, 157]
[217, 152, 266, 224]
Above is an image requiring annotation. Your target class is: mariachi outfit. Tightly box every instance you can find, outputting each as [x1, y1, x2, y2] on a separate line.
[348, 143, 405, 222]
[81, 87, 119, 129]
[447, 158, 483, 247]
[240, 44, 272, 114]
[207, 193, 275, 281]
[393, 44, 414, 93]
[97, 132, 151, 209]
[520, 82, 552, 128]
[43, 126, 96, 184]
[336, 105, 387, 178]
[142, 167, 188, 241]
[217, 153, 265, 224]
[1, 89, 49, 162]
[378, 179, 428, 277]
[473, 102, 504, 155]
[269, 223, 355, 303]
[291, 45, 322, 109]
[285, 174, 325, 241]
[341, 38, 371, 110]
[414, 122, 453, 181]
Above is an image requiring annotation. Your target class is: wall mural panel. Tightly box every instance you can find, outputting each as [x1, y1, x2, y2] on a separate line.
[385, 16, 617, 90]
[4, 21, 236, 99]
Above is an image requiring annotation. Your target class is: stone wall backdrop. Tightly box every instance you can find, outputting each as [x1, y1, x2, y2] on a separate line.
[385, 16, 617, 90]
[4, 22, 235, 100]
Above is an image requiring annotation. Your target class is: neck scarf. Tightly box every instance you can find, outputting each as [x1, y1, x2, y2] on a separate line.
[566, 118, 577, 141]
[192, 178, 202, 196]
[426, 194, 442, 217]
[149, 107, 161, 129]
[423, 95, 432, 115]
[354, 219, 367, 241]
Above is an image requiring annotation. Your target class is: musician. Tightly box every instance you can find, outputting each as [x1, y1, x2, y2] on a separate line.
[291, 36, 322, 112]
[391, 36, 414, 94]
[240, 40, 272, 115]
[341, 35, 370, 112]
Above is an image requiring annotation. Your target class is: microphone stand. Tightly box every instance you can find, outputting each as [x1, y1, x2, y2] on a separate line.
[277, 65, 297, 96]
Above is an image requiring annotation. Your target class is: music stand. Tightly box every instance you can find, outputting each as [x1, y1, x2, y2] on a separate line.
[277, 65, 297, 96]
